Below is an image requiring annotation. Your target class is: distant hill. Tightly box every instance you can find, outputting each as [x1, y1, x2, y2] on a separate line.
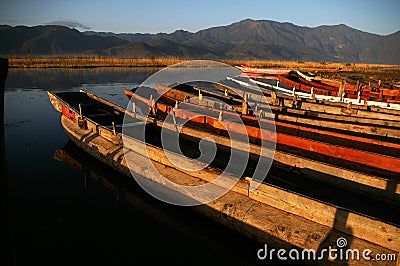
[102, 39, 219, 58]
[0, 25, 127, 56]
[2, 19, 400, 63]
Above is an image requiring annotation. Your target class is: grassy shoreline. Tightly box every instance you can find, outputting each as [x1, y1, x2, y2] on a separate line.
[6, 57, 399, 71]
[6, 57, 400, 85]
[7, 57, 188, 68]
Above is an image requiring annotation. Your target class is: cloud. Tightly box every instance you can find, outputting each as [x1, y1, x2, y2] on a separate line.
[45, 20, 91, 30]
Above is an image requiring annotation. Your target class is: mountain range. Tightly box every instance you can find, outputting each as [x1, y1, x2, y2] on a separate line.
[1, 19, 400, 63]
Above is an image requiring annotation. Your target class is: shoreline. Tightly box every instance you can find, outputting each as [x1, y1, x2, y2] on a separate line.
[6, 57, 400, 86]
[6, 57, 399, 70]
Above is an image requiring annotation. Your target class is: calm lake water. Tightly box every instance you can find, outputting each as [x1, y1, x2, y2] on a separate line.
[4, 68, 285, 266]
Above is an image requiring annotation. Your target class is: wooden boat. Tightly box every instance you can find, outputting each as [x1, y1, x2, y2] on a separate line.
[238, 72, 279, 80]
[235, 65, 292, 75]
[126, 86, 400, 178]
[233, 67, 400, 107]
[295, 70, 315, 82]
[280, 73, 400, 103]
[277, 75, 332, 95]
[54, 142, 400, 266]
[322, 79, 400, 103]
[297, 76, 396, 102]
[298, 76, 346, 93]
[54, 141, 264, 264]
[161, 81, 400, 123]
[47, 90, 400, 259]
[51, 89, 398, 200]
[129, 83, 400, 140]
[226, 76, 400, 110]
[278, 74, 373, 100]
[132, 83, 400, 141]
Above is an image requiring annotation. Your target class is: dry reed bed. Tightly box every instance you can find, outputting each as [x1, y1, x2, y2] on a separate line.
[6, 57, 398, 70]
[8, 57, 189, 68]
[221, 59, 399, 72]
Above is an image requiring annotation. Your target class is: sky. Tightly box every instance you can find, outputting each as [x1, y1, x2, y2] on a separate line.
[1, 0, 399, 35]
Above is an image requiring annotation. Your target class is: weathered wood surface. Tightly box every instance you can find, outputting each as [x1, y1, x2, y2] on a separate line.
[276, 113, 400, 140]
[55, 139, 399, 266]
[281, 108, 400, 128]
[296, 101, 400, 120]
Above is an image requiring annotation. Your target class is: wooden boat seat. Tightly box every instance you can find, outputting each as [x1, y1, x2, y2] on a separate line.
[104, 121, 148, 130]
[79, 103, 98, 108]
[86, 112, 113, 118]
[116, 121, 147, 128]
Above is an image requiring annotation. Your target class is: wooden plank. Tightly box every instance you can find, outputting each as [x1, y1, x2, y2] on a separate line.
[298, 101, 400, 121]
[277, 114, 400, 140]
[284, 108, 400, 128]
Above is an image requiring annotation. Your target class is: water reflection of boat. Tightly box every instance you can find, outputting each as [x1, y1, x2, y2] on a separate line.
[47, 90, 400, 262]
